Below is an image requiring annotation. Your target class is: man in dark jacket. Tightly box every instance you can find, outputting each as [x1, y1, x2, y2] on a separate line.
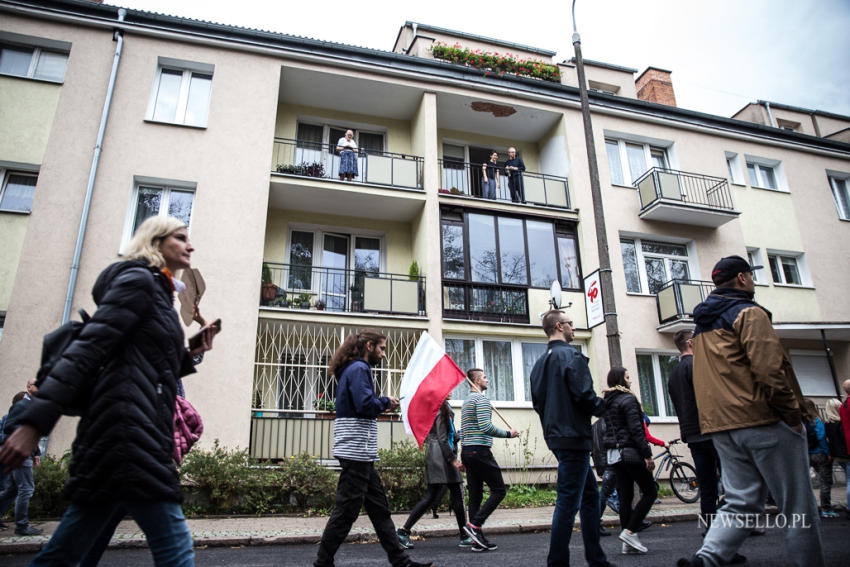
[678, 256, 823, 567]
[0, 382, 42, 536]
[504, 147, 526, 203]
[667, 329, 719, 531]
[530, 310, 610, 567]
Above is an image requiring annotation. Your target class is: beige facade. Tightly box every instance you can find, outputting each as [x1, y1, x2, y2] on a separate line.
[1, 2, 849, 473]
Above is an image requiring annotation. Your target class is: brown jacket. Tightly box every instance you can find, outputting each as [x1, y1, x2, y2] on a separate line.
[692, 287, 803, 435]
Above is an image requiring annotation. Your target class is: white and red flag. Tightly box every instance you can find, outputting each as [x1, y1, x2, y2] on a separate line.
[400, 332, 466, 447]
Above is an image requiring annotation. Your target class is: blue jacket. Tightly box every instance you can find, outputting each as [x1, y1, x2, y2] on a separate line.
[333, 359, 390, 462]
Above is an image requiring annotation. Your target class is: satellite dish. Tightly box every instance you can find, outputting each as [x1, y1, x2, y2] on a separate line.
[549, 280, 562, 309]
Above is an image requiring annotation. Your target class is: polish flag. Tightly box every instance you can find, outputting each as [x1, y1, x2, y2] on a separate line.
[400, 332, 467, 447]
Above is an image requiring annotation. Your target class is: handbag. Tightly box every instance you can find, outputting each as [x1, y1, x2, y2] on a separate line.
[173, 395, 204, 464]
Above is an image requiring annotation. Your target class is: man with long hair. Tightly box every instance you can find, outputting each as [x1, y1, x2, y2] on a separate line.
[314, 329, 432, 567]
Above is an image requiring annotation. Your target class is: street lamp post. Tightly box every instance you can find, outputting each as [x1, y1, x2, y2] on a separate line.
[571, 0, 622, 367]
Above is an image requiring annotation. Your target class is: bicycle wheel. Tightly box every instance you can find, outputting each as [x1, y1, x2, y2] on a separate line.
[670, 462, 700, 503]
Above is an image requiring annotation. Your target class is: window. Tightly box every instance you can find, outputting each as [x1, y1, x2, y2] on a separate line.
[0, 171, 37, 213]
[636, 353, 679, 418]
[123, 178, 196, 248]
[620, 237, 691, 295]
[745, 156, 783, 191]
[725, 152, 744, 185]
[789, 351, 837, 396]
[605, 138, 670, 185]
[746, 248, 766, 284]
[0, 34, 69, 82]
[768, 253, 804, 286]
[828, 174, 850, 220]
[445, 336, 557, 403]
[147, 59, 213, 127]
[293, 122, 386, 181]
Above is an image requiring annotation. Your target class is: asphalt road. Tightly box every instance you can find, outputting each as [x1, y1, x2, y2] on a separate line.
[3, 517, 849, 566]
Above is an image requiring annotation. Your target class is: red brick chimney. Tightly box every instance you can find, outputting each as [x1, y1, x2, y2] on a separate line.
[635, 67, 677, 107]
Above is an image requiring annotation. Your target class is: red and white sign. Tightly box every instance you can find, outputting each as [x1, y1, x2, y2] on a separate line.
[400, 332, 467, 447]
[584, 270, 604, 329]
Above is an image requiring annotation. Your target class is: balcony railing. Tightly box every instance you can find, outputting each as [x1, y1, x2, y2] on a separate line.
[442, 281, 529, 324]
[635, 167, 734, 210]
[438, 159, 570, 208]
[271, 138, 423, 190]
[656, 279, 713, 325]
[261, 262, 425, 316]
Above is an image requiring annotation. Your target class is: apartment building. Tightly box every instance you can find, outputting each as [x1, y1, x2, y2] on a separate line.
[1, 2, 848, 473]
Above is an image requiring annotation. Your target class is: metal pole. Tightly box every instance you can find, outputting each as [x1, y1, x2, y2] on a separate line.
[820, 329, 841, 397]
[571, 1, 622, 366]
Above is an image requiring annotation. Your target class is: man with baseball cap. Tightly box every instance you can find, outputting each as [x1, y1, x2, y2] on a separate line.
[677, 256, 824, 567]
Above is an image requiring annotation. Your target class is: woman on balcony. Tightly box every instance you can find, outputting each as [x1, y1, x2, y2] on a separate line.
[481, 151, 500, 200]
[336, 129, 359, 181]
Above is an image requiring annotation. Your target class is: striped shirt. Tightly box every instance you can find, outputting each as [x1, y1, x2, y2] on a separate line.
[461, 391, 510, 448]
[333, 417, 379, 462]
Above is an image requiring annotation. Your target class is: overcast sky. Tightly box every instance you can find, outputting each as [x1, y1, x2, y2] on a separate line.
[114, 0, 850, 118]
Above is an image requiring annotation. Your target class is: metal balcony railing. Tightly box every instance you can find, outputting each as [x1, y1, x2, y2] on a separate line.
[656, 279, 714, 324]
[634, 167, 734, 211]
[271, 138, 423, 190]
[261, 262, 426, 316]
[438, 159, 570, 208]
[442, 281, 529, 324]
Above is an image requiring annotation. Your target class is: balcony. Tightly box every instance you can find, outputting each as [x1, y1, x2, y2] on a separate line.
[438, 159, 570, 209]
[261, 263, 426, 316]
[634, 168, 739, 228]
[655, 279, 713, 333]
[442, 281, 530, 324]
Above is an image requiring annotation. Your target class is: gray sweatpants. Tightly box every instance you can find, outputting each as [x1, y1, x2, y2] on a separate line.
[697, 421, 824, 567]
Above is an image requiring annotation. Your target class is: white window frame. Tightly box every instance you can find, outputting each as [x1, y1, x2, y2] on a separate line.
[745, 155, 786, 192]
[620, 235, 697, 296]
[745, 247, 767, 285]
[145, 57, 214, 127]
[827, 171, 850, 221]
[445, 334, 585, 407]
[121, 177, 196, 251]
[766, 250, 810, 287]
[725, 151, 744, 185]
[0, 31, 70, 83]
[0, 165, 38, 214]
[603, 132, 675, 186]
[635, 350, 679, 422]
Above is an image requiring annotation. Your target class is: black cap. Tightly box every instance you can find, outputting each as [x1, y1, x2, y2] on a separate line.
[711, 255, 762, 285]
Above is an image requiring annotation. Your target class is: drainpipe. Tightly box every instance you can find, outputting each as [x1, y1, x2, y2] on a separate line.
[764, 101, 777, 128]
[405, 23, 419, 54]
[62, 8, 126, 323]
[820, 330, 841, 397]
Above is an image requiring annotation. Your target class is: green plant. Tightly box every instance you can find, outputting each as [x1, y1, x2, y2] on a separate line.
[296, 292, 312, 307]
[27, 453, 71, 518]
[278, 453, 336, 511]
[431, 43, 560, 83]
[275, 162, 326, 178]
[261, 262, 273, 285]
[312, 393, 335, 412]
[375, 441, 425, 511]
[408, 260, 420, 280]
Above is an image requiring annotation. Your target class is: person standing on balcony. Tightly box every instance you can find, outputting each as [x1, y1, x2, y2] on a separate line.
[504, 147, 526, 203]
[336, 129, 358, 181]
[481, 150, 500, 200]
[460, 368, 519, 552]
[314, 329, 433, 567]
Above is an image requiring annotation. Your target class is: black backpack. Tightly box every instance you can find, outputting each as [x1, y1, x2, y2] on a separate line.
[35, 309, 91, 416]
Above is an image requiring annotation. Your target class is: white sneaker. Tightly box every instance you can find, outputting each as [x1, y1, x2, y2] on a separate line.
[619, 529, 647, 553]
[622, 542, 641, 555]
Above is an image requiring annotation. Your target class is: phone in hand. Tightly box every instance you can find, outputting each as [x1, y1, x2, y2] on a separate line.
[188, 318, 221, 350]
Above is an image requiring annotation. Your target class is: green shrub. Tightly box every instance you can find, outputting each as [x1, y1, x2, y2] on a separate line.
[375, 441, 425, 511]
[27, 453, 70, 518]
[278, 453, 336, 512]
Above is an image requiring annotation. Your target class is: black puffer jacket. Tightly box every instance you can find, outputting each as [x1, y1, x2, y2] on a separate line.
[602, 388, 651, 461]
[19, 260, 195, 504]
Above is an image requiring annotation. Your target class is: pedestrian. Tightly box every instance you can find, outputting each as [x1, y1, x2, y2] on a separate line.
[481, 150, 500, 199]
[504, 146, 525, 203]
[460, 367, 519, 552]
[529, 310, 612, 567]
[823, 398, 850, 519]
[677, 255, 824, 567]
[430, 485, 448, 519]
[0, 385, 42, 536]
[336, 129, 358, 181]
[667, 328, 721, 531]
[590, 417, 618, 535]
[397, 395, 472, 550]
[314, 329, 432, 567]
[0, 216, 217, 566]
[602, 366, 657, 555]
[802, 399, 837, 518]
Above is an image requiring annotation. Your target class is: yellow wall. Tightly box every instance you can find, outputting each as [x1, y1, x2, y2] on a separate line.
[0, 77, 60, 163]
[0, 214, 29, 309]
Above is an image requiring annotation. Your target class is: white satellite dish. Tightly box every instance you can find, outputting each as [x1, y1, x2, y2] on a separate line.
[549, 280, 562, 309]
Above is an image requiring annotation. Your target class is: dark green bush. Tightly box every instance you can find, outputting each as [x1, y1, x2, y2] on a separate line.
[375, 441, 425, 511]
[26, 453, 70, 518]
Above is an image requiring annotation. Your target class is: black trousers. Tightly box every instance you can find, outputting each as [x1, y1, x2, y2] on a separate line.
[689, 440, 720, 527]
[404, 482, 465, 536]
[315, 459, 408, 567]
[614, 461, 657, 533]
[508, 174, 525, 202]
[461, 447, 507, 527]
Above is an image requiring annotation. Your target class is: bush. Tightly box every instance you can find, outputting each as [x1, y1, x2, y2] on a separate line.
[375, 441, 425, 511]
[27, 453, 70, 518]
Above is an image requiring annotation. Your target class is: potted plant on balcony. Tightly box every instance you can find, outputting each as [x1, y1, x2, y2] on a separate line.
[261, 263, 277, 304]
[314, 298, 326, 311]
[313, 393, 335, 418]
[296, 292, 312, 309]
[408, 260, 420, 281]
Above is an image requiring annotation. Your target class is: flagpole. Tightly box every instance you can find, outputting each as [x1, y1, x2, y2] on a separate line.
[464, 376, 513, 430]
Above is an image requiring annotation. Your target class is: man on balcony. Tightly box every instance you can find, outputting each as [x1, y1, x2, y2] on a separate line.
[314, 329, 432, 567]
[504, 147, 526, 203]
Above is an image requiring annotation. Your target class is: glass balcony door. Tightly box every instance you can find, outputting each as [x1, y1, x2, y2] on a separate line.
[320, 234, 349, 311]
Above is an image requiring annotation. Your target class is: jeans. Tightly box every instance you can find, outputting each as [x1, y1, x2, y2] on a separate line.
[31, 500, 193, 566]
[481, 177, 496, 199]
[78, 506, 127, 566]
[808, 453, 833, 509]
[549, 449, 608, 567]
[698, 421, 824, 567]
[461, 447, 506, 527]
[0, 459, 35, 528]
[598, 466, 618, 519]
[614, 460, 657, 533]
[404, 482, 465, 535]
[315, 458, 408, 567]
[690, 440, 720, 527]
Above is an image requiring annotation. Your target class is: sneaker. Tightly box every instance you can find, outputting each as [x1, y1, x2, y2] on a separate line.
[0, 522, 9, 530]
[618, 529, 647, 553]
[458, 536, 475, 547]
[396, 528, 413, 549]
[14, 526, 43, 536]
[407, 562, 435, 567]
[478, 533, 497, 551]
[622, 542, 641, 555]
[820, 509, 839, 518]
[607, 498, 620, 514]
[471, 543, 488, 552]
[723, 554, 747, 565]
[463, 523, 486, 548]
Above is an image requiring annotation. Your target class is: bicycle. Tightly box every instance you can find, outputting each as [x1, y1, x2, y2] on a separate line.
[652, 438, 699, 503]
